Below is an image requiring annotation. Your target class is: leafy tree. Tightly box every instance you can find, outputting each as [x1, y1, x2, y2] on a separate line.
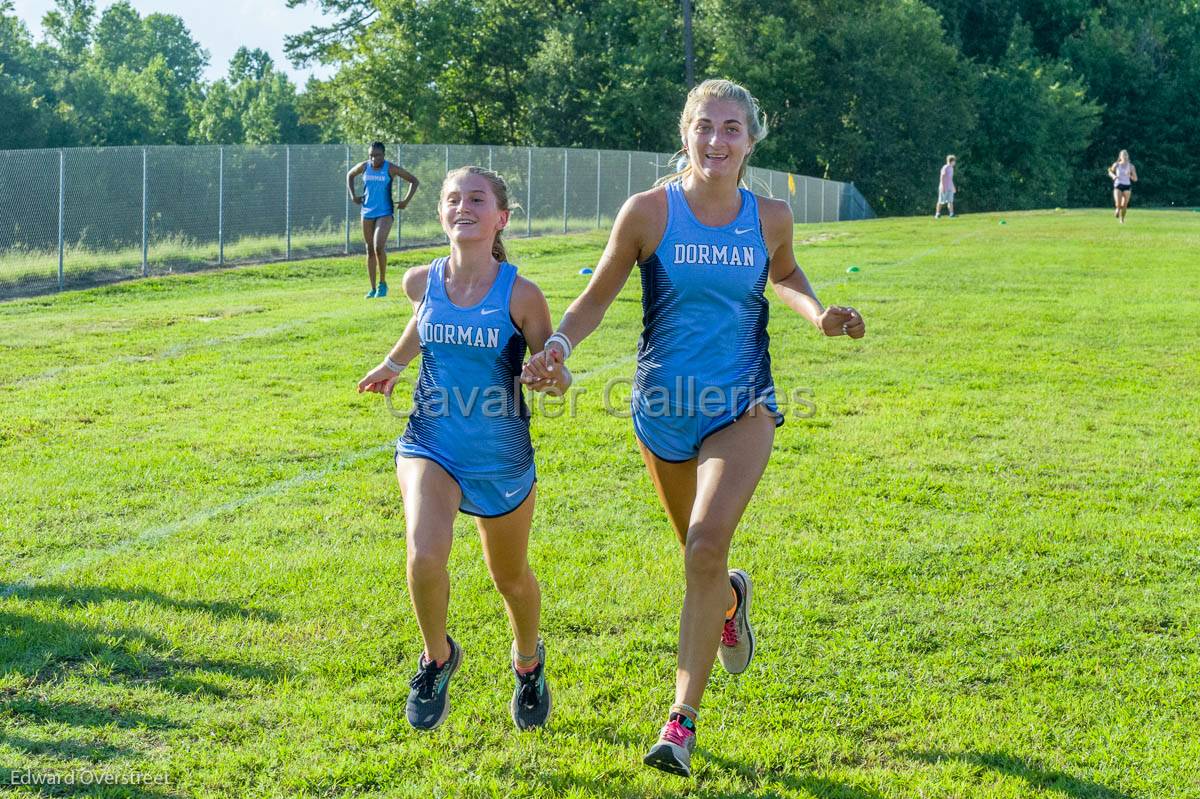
[963, 22, 1100, 210]
[705, 0, 975, 214]
[41, 0, 93, 70]
[294, 0, 550, 145]
[524, 0, 688, 151]
[1061, 2, 1200, 205]
[0, 2, 59, 148]
[190, 47, 315, 144]
[5, 0, 1199, 211]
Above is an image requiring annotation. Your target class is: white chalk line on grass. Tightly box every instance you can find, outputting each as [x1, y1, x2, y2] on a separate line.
[1, 444, 389, 600]
[5, 228, 968, 593]
[2, 277, 375, 387]
[3, 228, 970, 388]
[6, 358, 633, 599]
[3, 314, 346, 388]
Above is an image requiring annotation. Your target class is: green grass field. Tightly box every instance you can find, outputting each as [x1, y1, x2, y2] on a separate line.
[0, 217, 613, 297]
[2, 209, 1198, 798]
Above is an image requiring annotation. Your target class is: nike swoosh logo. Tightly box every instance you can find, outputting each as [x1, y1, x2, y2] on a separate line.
[734, 227, 754, 235]
[505, 488, 522, 497]
[480, 308, 502, 315]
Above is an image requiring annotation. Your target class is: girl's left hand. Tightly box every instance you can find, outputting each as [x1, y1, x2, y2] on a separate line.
[818, 306, 866, 339]
[521, 362, 570, 395]
[358, 363, 400, 395]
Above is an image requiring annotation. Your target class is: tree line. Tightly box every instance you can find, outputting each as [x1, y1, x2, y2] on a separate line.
[3, 0, 1197, 214]
[0, 0, 315, 149]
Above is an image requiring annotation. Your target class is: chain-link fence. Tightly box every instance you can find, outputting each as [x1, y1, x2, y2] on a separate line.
[0, 144, 874, 299]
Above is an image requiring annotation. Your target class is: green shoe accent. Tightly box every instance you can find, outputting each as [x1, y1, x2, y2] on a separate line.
[406, 636, 462, 731]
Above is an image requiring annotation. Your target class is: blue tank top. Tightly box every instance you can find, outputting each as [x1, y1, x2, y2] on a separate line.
[635, 181, 774, 412]
[400, 257, 533, 478]
[361, 160, 394, 219]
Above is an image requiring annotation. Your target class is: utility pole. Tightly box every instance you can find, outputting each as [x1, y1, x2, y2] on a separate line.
[682, 0, 695, 88]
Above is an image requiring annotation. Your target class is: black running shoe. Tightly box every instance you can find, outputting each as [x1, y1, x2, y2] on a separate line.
[510, 638, 551, 730]
[405, 636, 461, 731]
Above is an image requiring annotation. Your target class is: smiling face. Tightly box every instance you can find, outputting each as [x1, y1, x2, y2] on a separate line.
[440, 172, 509, 248]
[681, 98, 754, 181]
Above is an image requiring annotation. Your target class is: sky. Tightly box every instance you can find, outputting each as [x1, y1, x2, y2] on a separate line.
[10, 0, 338, 84]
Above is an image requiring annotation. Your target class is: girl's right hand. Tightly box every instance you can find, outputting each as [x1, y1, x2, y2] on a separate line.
[358, 363, 400, 395]
[352, 195, 365, 205]
[520, 345, 565, 388]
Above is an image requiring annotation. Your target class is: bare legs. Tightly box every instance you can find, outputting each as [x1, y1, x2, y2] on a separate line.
[1114, 189, 1131, 223]
[477, 488, 542, 659]
[361, 216, 394, 291]
[374, 216, 393, 285]
[396, 457, 540, 664]
[637, 407, 776, 717]
[397, 457, 460, 663]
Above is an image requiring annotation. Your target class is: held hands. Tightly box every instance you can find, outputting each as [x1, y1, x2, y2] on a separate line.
[520, 343, 567, 394]
[818, 305, 866, 339]
[357, 362, 401, 396]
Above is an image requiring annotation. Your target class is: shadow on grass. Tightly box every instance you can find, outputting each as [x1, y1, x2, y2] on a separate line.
[700, 750, 886, 799]
[10, 583, 280, 624]
[905, 750, 1139, 799]
[509, 726, 885, 798]
[1, 581, 285, 797]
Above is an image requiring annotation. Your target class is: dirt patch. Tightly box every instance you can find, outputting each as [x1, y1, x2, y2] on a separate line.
[797, 231, 847, 245]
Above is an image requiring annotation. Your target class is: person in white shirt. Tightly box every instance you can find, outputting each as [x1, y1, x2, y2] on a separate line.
[935, 155, 957, 218]
[1107, 150, 1138, 224]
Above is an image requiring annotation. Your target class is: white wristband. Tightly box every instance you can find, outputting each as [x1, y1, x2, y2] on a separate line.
[384, 356, 404, 372]
[545, 332, 573, 360]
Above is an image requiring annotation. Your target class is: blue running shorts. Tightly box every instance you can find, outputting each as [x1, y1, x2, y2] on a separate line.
[394, 443, 536, 518]
[630, 391, 784, 463]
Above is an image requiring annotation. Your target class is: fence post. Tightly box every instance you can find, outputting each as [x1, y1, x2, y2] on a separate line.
[595, 150, 602, 228]
[218, 147, 225, 265]
[57, 149, 64, 291]
[444, 145, 450, 243]
[526, 148, 533, 238]
[285, 145, 291, 259]
[562, 148, 568, 234]
[802, 175, 808, 223]
[488, 145, 493, 171]
[403, 142, 408, 249]
[141, 147, 148, 277]
[821, 179, 826, 223]
[626, 151, 632, 199]
[344, 145, 351, 254]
